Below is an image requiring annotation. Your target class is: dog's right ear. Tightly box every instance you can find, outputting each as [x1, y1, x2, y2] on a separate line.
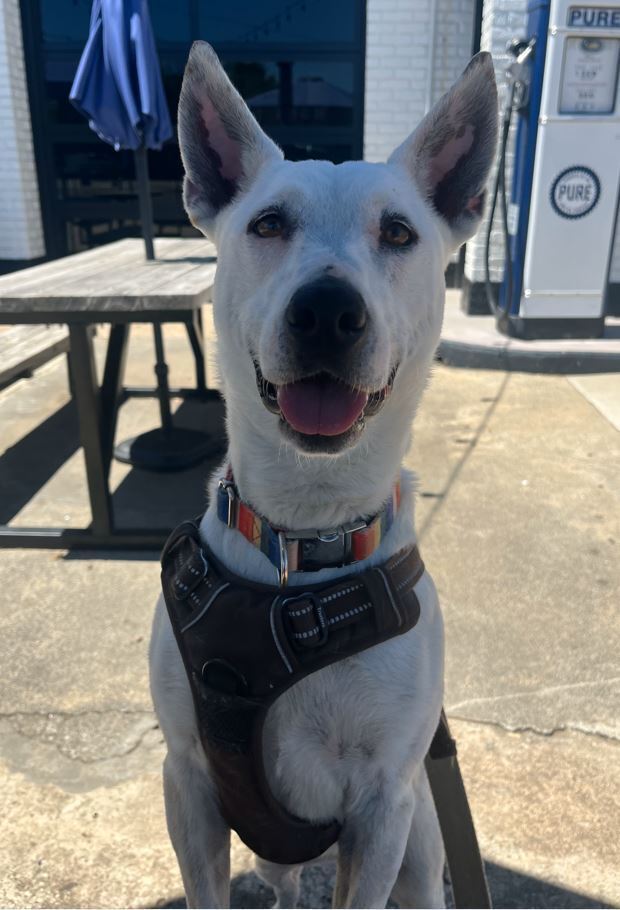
[178, 42, 283, 234]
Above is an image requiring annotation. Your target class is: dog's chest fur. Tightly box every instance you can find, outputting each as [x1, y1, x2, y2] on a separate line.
[260, 576, 443, 823]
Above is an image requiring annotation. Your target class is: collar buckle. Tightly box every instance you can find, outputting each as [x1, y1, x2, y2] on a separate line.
[283, 521, 368, 574]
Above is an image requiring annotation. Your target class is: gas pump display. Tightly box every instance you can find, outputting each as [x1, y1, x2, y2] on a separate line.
[559, 36, 620, 112]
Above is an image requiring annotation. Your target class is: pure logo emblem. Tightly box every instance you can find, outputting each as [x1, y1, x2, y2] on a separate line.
[550, 166, 600, 219]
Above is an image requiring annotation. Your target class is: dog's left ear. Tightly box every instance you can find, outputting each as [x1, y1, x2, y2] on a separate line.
[389, 52, 498, 249]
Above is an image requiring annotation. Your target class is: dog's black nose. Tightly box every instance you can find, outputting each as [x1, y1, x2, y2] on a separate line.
[286, 277, 368, 355]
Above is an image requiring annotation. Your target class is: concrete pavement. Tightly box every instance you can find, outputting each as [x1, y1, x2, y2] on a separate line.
[0, 318, 618, 908]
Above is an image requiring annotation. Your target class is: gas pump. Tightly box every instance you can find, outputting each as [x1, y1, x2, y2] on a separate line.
[486, 0, 620, 338]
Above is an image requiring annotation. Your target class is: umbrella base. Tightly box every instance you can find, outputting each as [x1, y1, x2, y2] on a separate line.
[114, 426, 221, 471]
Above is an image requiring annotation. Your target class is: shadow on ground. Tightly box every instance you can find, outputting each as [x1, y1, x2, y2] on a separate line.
[0, 399, 79, 524]
[484, 862, 611, 909]
[1, 395, 226, 552]
[153, 859, 610, 909]
[106, 397, 227, 535]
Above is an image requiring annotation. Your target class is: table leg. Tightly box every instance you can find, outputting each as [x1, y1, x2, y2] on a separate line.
[186, 308, 208, 392]
[68, 325, 113, 536]
[100, 324, 129, 477]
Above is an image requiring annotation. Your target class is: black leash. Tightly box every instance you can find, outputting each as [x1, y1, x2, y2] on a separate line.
[426, 712, 491, 908]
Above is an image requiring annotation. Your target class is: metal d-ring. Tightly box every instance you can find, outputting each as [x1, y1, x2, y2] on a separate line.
[278, 531, 289, 587]
[218, 479, 237, 528]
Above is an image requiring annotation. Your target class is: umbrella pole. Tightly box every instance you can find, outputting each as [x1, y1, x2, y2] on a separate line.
[153, 321, 173, 435]
[134, 144, 155, 260]
[115, 143, 220, 470]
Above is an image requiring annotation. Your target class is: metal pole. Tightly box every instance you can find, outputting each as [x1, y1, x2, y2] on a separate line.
[153, 321, 173, 434]
[134, 144, 155, 260]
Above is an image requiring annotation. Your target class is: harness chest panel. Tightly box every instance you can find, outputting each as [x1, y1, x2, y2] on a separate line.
[161, 520, 428, 865]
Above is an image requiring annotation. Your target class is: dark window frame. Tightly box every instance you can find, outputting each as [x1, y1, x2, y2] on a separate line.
[20, 0, 366, 260]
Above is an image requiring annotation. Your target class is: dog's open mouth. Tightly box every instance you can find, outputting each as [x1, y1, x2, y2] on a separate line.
[254, 362, 397, 439]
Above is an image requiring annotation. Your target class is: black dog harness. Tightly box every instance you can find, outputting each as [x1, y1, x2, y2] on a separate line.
[161, 519, 490, 905]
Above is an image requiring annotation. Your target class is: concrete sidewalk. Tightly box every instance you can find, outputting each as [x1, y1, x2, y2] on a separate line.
[0, 318, 618, 908]
[439, 291, 620, 373]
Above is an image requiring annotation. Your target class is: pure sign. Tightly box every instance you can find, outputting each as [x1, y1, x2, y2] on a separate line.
[551, 166, 601, 219]
[568, 6, 620, 27]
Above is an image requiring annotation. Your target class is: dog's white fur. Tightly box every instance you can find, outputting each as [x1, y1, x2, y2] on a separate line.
[150, 42, 497, 909]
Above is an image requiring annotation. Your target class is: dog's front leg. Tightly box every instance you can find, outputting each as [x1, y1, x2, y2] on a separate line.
[390, 767, 446, 908]
[163, 752, 231, 909]
[333, 781, 415, 909]
[255, 857, 302, 909]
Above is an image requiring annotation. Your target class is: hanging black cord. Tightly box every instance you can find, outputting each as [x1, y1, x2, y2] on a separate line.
[485, 81, 516, 316]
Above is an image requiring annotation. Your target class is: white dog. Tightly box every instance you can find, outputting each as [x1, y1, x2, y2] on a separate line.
[150, 42, 497, 909]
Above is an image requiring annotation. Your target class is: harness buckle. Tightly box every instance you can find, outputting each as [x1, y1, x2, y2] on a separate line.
[282, 592, 329, 649]
[173, 547, 209, 599]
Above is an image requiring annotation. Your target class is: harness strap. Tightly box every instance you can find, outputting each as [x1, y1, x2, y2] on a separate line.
[279, 544, 424, 648]
[162, 524, 424, 702]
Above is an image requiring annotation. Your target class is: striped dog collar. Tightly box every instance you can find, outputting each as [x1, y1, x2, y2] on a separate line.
[216, 472, 401, 586]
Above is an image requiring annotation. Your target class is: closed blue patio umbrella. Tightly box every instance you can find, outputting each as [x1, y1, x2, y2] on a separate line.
[69, 1, 216, 471]
[70, 0, 173, 260]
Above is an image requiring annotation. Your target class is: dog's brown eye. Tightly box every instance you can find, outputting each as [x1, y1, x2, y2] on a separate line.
[252, 213, 283, 238]
[381, 220, 416, 248]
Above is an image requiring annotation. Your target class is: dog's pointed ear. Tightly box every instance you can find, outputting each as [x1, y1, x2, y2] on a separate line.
[178, 42, 283, 234]
[389, 52, 498, 248]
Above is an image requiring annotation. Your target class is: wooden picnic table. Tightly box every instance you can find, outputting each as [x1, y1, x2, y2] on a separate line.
[0, 237, 218, 550]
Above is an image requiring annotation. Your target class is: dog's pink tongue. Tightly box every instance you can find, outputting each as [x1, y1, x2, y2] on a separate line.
[277, 376, 368, 436]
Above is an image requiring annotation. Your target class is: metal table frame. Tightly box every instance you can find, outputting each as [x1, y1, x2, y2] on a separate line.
[0, 307, 219, 550]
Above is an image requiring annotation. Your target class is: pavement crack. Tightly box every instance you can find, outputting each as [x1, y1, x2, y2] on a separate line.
[448, 676, 620, 711]
[451, 714, 619, 743]
[0, 707, 153, 720]
[0, 707, 162, 765]
[67, 722, 161, 764]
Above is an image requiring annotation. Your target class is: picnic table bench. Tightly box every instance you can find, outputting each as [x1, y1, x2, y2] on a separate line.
[0, 324, 71, 390]
[0, 237, 218, 550]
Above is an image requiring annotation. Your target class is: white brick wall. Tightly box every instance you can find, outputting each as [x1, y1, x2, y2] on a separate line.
[363, 0, 434, 163]
[0, 0, 45, 260]
[430, 0, 476, 104]
[464, 0, 527, 284]
[364, 0, 476, 163]
[429, 0, 477, 266]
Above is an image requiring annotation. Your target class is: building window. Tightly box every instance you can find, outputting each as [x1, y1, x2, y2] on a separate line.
[25, 0, 366, 256]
